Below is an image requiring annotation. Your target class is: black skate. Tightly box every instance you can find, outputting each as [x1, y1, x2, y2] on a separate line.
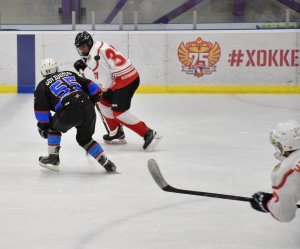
[103, 125, 127, 144]
[39, 154, 60, 171]
[98, 154, 117, 173]
[143, 129, 162, 152]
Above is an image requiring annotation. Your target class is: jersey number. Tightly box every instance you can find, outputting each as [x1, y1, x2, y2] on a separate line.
[50, 76, 81, 98]
[105, 48, 126, 67]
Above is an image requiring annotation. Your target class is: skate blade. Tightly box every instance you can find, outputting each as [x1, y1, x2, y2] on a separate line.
[145, 134, 162, 152]
[104, 139, 127, 144]
[105, 170, 121, 174]
[39, 162, 60, 172]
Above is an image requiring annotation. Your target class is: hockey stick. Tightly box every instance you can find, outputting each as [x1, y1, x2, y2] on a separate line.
[79, 69, 110, 134]
[147, 159, 300, 207]
[148, 159, 251, 202]
[95, 102, 110, 134]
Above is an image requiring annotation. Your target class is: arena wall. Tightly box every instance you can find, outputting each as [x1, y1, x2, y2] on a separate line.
[0, 29, 299, 93]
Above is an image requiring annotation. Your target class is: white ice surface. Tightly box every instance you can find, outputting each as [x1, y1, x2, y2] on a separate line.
[0, 94, 299, 249]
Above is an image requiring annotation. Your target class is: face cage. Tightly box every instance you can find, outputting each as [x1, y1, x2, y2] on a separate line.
[76, 46, 84, 56]
[76, 44, 91, 58]
[270, 131, 284, 154]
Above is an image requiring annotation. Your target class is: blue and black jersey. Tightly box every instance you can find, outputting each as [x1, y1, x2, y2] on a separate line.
[34, 71, 100, 127]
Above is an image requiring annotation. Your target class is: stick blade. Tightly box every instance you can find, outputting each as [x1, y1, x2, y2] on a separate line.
[147, 159, 168, 189]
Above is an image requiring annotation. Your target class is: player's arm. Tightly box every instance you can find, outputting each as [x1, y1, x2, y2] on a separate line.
[95, 48, 117, 91]
[75, 74, 102, 103]
[251, 167, 299, 222]
[267, 173, 299, 222]
[34, 83, 51, 138]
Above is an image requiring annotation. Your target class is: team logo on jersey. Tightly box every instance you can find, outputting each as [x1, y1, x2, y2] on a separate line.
[178, 37, 221, 78]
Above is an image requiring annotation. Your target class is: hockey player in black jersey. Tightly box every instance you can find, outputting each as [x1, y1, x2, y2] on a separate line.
[34, 58, 116, 172]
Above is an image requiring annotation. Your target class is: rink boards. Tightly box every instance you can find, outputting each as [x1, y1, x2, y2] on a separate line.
[0, 29, 300, 93]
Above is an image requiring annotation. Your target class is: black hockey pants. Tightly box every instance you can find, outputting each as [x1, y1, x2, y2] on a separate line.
[51, 91, 96, 147]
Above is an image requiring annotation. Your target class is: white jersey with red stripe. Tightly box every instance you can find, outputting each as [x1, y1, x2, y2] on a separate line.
[267, 149, 300, 222]
[85, 41, 139, 91]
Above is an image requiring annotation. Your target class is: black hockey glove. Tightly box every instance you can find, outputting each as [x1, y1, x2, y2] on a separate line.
[74, 59, 87, 72]
[250, 192, 272, 213]
[37, 123, 49, 139]
[89, 92, 101, 104]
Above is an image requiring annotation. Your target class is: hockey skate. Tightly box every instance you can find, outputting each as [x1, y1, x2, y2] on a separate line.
[103, 125, 127, 144]
[39, 154, 60, 171]
[143, 129, 162, 152]
[98, 154, 117, 173]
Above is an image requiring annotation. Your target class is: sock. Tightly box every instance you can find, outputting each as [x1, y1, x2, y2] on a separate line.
[84, 139, 104, 160]
[113, 110, 148, 137]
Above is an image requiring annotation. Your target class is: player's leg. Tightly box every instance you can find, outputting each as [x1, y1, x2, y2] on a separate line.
[38, 107, 78, 171]
[111, 78, 162, 151]
[76, 104, 116, 172]
[38, 128, 61, 171]
[98, 90, 126, 144]
[38, 97, 87, 171]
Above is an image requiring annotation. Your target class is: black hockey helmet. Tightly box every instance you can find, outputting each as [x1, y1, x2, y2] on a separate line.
[75, 31, 94, 57]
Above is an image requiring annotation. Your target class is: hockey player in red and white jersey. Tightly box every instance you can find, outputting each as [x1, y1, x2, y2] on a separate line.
[73, 31, 162, 151]
[250, 120, 300, 222]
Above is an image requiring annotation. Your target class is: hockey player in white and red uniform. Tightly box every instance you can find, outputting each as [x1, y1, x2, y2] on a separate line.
[73, 31, 161, 151]
[250, 120, 300, 222]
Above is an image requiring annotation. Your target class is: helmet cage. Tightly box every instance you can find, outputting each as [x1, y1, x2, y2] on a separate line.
[270, 132, 284, 154]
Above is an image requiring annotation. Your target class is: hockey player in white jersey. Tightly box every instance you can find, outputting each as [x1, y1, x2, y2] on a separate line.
[250, 120, 300, 222]
[73, 31, 161, 151]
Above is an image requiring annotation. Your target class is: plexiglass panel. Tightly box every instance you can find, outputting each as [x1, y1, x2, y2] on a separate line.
[0, 0, 299, 28]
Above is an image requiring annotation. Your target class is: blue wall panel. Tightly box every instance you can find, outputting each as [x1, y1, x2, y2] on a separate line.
[17, 35, 35, 93]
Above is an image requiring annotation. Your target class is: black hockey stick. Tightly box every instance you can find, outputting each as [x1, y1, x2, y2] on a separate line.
[147, 159, 300, 207]
[95, 102, 110, 134]
[79, 69, 110, 133]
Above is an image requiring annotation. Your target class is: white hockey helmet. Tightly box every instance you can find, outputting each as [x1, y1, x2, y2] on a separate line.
[270, 120, 300, 153]
[40, 58, 59, 77]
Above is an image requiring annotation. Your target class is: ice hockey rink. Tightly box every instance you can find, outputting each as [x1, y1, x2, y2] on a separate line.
[0, 93, 299, 249]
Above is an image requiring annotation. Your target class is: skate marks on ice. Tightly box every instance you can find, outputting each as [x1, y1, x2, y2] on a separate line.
[73, 199, 202, 249]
